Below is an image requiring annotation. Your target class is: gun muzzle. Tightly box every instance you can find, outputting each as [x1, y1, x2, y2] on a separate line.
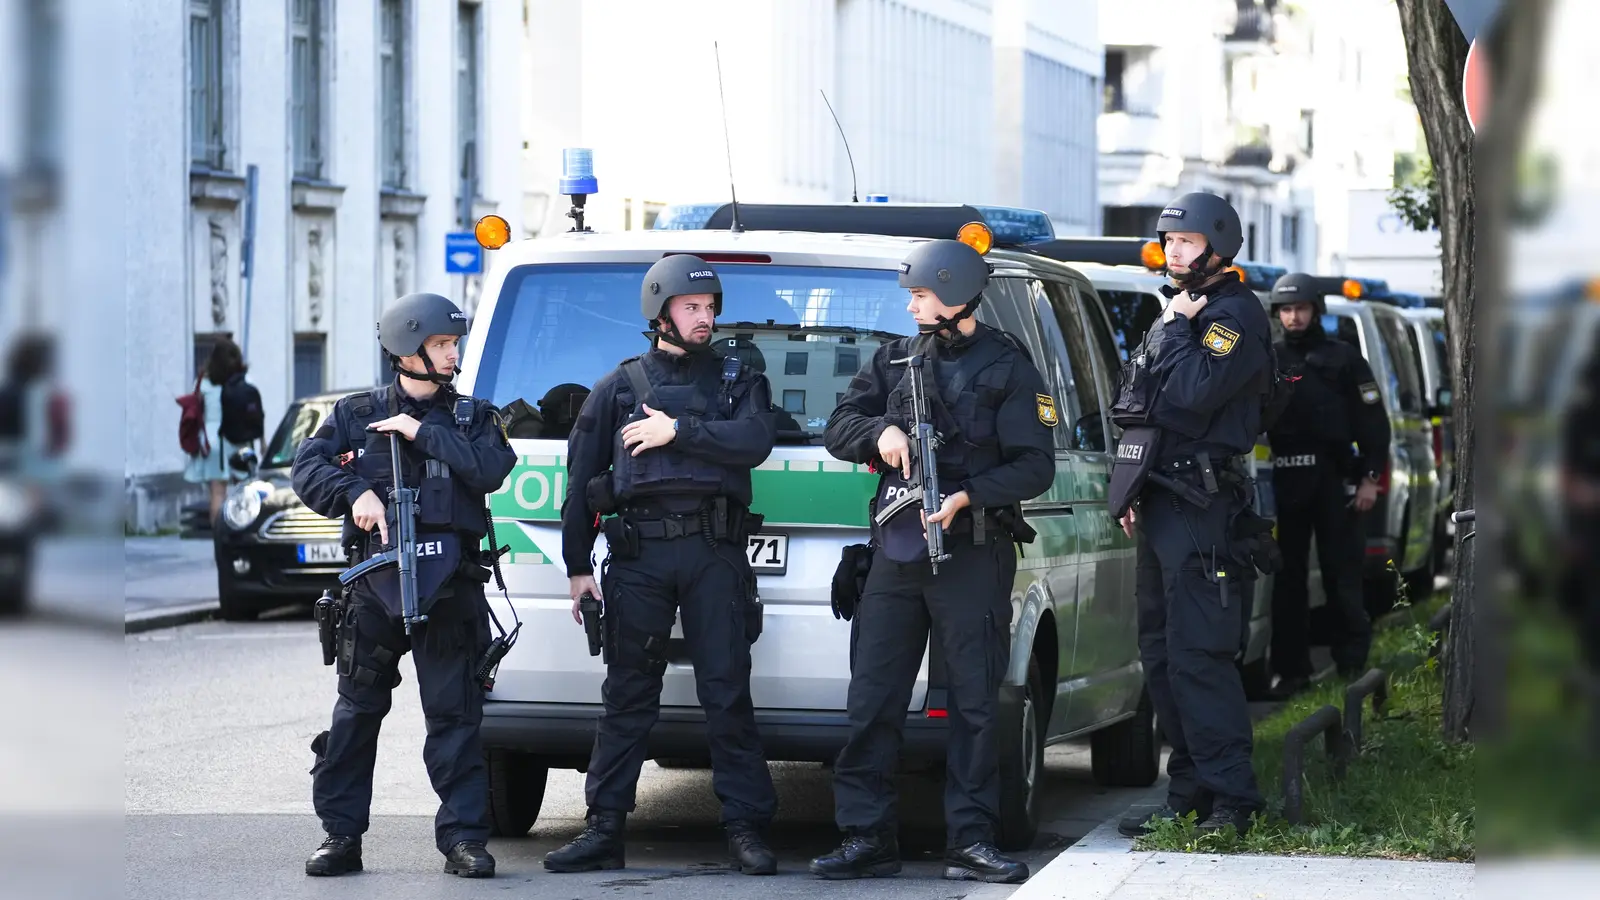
[579, 592, 603, 657]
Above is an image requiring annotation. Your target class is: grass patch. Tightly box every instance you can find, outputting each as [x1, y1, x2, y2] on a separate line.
[1136, 591, 1474, 860]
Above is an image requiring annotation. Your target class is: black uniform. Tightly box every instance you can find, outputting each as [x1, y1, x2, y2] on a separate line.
[822, 323, 1055, 851]
[292, 379, 515, 855]
[1126, 274, 1272, 819]
[1267, 322, 1390, 679]
[561, 346, 778, 829]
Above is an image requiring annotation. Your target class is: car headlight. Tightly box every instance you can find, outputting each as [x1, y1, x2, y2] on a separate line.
[221, 481, 273, 531]
[0, 479, 35, 530]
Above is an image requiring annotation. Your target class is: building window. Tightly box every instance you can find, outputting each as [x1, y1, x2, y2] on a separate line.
[1282, 213, 1300, 253]
[456, 1, 481, 225]
[290, 0, 330, 180]
[23, 0, 61, 176]
[641, 201, 665, 230]
[189, 0, 227, 169]
[785, 352, 808, 376]
[781, 390, 806, 415]
[294, 334, 327, 399]
[1247, 223, 1257, 261]
[378, 0, 410, 189]
[1299, 110, 1315, 156]
[1103, 49, 1125, 113]
[834, 346, 859, 376]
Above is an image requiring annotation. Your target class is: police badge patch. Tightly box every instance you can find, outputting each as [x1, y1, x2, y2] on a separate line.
[1036, 394, 1059, 427]
[1359, 382, 1381, 405]
[1202, 322, 1240, 357]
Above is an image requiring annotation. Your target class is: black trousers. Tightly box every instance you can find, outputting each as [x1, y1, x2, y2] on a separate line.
[310, 584, 492, 853]
[585, 534, 776, 827]
[1272, 467, 1372, 676]
[832, 535, 1015, 849]
[1136, 483, 1264, 812]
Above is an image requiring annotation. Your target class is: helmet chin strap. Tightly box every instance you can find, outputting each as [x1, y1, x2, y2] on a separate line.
[391, 352, 455, 386]
[917, 297, 981, 337]
[650, 317, 717, 355]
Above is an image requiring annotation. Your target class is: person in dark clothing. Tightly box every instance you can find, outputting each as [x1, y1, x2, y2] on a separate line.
[292, 292, 516, 879]
[545, 254, 780, 877]
[1265, 273, 1392, 696]
[809, 238, 1055, 885]
[1111, 192, 1274, 839]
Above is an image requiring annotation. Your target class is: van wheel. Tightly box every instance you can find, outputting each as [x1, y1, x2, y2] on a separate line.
[1091, 687, 1159, 788]
[487, 749, 549, 837]
[996, 655, 1045, 852]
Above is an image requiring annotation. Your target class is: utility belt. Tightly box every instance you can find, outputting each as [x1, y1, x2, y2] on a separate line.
[1150, 453, 1251, 509]
[600, 497, 762, 561]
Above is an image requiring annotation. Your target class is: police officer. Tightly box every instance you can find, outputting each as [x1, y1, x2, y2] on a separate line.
[292, 292, 516, 878]
[1560, 333, 1600, 728]
[1110, 193, 1272, 838]
[546, 254, 779, 876]
[810, 238, 1054, 884]
[1266, 273, 1391, 696]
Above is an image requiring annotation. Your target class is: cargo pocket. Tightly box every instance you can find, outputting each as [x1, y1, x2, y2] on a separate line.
[308, 730, 330, 776]
[1173, 565, 1242, 656]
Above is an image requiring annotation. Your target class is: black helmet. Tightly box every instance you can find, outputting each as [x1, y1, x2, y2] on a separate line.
[899, 239, 989, 310]
[1156, 192, 1244, 262]
[640, 254, 723, 321]
[378, 292, 469, 358]
[715, 337, 767, 374]
[1270, 272, 1326, 316]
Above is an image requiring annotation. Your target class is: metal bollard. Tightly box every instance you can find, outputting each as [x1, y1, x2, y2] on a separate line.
[1343, 668, 1389, 752]
[1281, 704, 1348, 825]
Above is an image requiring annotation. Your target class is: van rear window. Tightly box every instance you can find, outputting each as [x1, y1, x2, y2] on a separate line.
[473, 263, 913, 445]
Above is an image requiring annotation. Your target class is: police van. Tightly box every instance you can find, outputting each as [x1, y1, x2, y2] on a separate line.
[457, 195, 1267, 850]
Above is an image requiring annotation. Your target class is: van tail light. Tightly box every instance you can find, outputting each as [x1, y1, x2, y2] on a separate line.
[1377, 457, 1392, 494]
[926, 708, 948, 719]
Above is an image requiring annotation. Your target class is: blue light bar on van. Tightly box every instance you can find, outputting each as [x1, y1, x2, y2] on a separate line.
[653, 203, 722, 230]
[866, 194, 889, 203]
[972, 206, 1056, 245]
[558, 148, 599, 196]
[1232, 261, 1288, 293]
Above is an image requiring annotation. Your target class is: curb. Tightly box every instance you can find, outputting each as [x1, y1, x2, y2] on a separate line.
[125, 601, 220, 634]
[1009, 804, 1153, 900]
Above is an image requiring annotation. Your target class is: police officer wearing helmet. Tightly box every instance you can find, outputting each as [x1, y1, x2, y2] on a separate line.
[292, 292, 516, 878]
[811, 238, 1055, 884]
[548, 254, 780, 876]
[1110, 192, 1274, 839]
[1265, 273, 1391, 697]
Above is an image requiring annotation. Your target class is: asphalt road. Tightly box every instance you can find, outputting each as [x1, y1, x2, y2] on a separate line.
[126, 617, 1165, 900]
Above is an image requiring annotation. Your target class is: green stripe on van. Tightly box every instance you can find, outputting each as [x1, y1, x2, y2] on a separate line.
[488, 455, 879, 527]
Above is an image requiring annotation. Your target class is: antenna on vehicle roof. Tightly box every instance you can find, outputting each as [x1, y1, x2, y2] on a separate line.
[820, 89, 859, 203]
[713, 42, 744, 233]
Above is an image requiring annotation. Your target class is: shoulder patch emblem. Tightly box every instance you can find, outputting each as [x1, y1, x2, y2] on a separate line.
[1036, 394, 1059, 427]
[1202, 322, 1241, 357]
[1359, 382, 1382, 405]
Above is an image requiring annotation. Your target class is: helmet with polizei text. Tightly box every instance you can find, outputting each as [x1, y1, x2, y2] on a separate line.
[640, 254, 723, 321]
[377, 292, 469, 358]
[1156, 192, 1244, 262]
[1270, 272, 1326, 316]
[897, 239, 990, 310]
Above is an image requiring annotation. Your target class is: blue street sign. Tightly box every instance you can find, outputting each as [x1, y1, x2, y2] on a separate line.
[445, 232, 483, 275]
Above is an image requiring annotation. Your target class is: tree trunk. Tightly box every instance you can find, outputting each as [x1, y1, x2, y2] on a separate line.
[1393, 0, 1551, 742]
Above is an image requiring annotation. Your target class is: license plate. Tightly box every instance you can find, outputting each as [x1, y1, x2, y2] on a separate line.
[298, 542, 343, 564]
[746, 533, 788, 575]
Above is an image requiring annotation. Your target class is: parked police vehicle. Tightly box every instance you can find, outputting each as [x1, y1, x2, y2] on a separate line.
[457, 188, 1173, 850]
[211, 390, 360, 620]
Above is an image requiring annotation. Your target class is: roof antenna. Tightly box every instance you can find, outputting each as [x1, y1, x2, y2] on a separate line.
[820, 89, 859, 203]
[713, 41, 743, 233]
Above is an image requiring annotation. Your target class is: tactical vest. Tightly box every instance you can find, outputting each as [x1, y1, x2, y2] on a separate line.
[1110, 321, 1170, 427]
[1270, 339, 1351, 448]
[610, 354, 747, 504]
[886, 333, 1014, 483]
[339, 385, 491, 543]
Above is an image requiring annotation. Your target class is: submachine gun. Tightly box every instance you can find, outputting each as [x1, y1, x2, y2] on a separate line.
[872, 352, 952, 574]
[336, 431, 427, 634]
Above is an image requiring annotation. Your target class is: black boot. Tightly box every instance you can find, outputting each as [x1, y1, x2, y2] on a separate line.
[942, 841, 1029, 884]
[1117, 795, 1214, 837]
[544, 810, 626, 873]
[305, 835, 362, 877]
[443, 841, 495, 878]
[808, 833, 900, 880]
[726, 820, 777, 875]
[1196, 805, 1259, 835]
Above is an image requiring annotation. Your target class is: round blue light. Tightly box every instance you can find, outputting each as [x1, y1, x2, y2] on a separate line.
[559, 147, 599, 196]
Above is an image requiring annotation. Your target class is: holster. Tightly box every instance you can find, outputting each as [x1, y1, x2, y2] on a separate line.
[831, 543, 874, 621]
[313, 589, 341, 667]
[1231, 505, 1284, 575]
[586, 473, 619, 516]
[744, 579, 765, 644]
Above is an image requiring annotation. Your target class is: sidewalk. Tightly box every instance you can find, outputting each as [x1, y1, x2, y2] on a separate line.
[1010, 803, 1474, 900]
[121, 536, 220, 631]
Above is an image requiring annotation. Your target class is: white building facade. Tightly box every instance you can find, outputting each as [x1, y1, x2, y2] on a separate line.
[1096, 0, 1413, 274]
[121, 0, 523, 528]
[519, 0, 1103, 239]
